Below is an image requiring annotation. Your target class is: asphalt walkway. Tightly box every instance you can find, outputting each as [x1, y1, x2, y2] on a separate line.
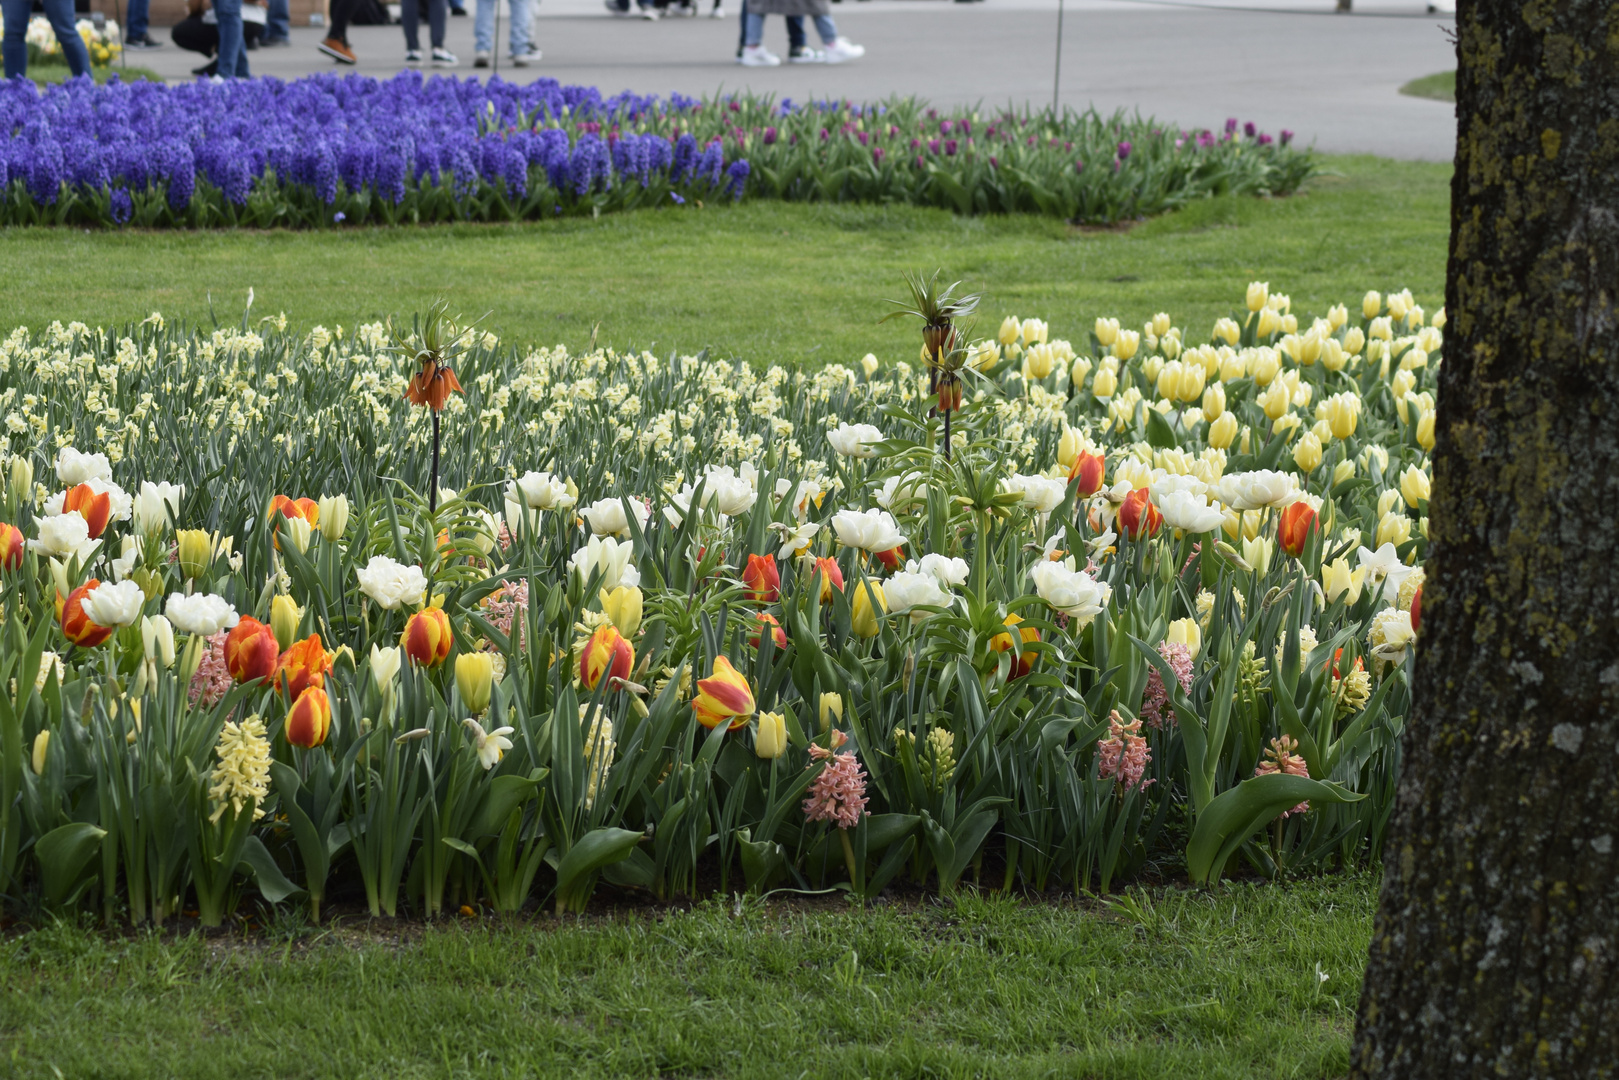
[117, 0, 1458, 159]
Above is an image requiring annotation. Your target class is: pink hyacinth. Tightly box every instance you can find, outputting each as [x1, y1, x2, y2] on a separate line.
[1255, 735, 1311, 817]
[188, 630, 233, 709]
[482, 579, 529, 647]
[1140, 641, 1194, 730]
[1097, 710, 1153, 791]
[803, 743, 868, 830]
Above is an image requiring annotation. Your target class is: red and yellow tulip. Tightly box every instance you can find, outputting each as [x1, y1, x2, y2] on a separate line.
[742, 553, 780, 603]
[813, 557, 844, 603]
[1069, 451, 1105, 497]
[1277, 501, 1318, 558]
[694, 655, 754, 731]
[58, 580, 113, 648]
[275, 634, 331, 700]
[401, 605, 453, 667]
[749, 612, 787, 650]
[580, 624, 634, 691]
[0, 522, 23, 571]
[991, 613, 1040, 680]
[63, 483, 112, 539]
[226, 616, 280, 683]
[285, 685, 332, 748]
[1118, 488, 1163, 540]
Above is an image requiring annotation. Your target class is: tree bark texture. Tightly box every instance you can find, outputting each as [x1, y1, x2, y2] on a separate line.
[1350, 2, 1619, 1077]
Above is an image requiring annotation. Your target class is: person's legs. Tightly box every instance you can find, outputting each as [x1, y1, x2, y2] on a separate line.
[213, 0, 246, 76]
[263, 0, 290, 41]
[403, 0, 422, 51]
[427, 0, 446, 48]
[786, 14, 804, 50]
[126, 0, 150, 42]
[473, 0, 492, 53]
[811, 13, 834, 42]
[1, 0, 29, 78]
[736, 0, 745, 49]
[743, 10, 763, 44]
[507, 0, 531, 56]
[41, 0, 90, 75]
[328, 0, 358, 42]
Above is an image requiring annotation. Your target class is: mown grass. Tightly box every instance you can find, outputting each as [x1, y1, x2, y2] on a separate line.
[0, 879, 1376, 1079]
[29, 64, 162, 85]
[0, 155, 1449, 363]
[1399, 71, 1456, 102]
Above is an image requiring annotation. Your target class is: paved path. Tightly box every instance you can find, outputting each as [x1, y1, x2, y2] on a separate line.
[119, 0, 1458, 159]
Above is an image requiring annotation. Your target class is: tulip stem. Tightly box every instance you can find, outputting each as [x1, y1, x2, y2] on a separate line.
[839, 827, 860, 894]
[429, 409, 441, 516]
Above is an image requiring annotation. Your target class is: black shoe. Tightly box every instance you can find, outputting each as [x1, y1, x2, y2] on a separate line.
[449, 5, 467, 13]
[191, 58, 219, 76]
[125, 33, 161, 48]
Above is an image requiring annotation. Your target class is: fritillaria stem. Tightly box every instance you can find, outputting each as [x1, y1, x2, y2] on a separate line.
[429, 409, 441, 516]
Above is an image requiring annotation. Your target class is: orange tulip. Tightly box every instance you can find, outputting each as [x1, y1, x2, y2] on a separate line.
[991, 613, 1039, 680]
[58, 579, 113, 648]
[1069, 451, 1105, 497]
[694, 655, 755, 731]
[63, 483, 112, 540]
[405, 357, 464, 412]
[1118, 488, 1163, 540]
[267, 495, 317, 552]
[749, 612, 787, 650]
[813, 557, 844, 604]
[875, 545, 906, 571]
[285, 686, 333, 748]
[226, 617, 280, 683]
[580, 624, 634, 691]
[275, 634, 331, 700]
[0, 522, 23, 571]
[401, 606, 453, 667]
[742, 554, 780, 603]
[1277, 501, 1318, 558]
[1409, 585, 1423, 634]
[293, 498, 319, 526]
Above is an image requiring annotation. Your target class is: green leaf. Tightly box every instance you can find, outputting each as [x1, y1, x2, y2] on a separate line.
[238, 835, 304, 903]
[1144, 406, 1179, 450]
[1186, 774, 1366, 884]
[554, 826, 644, 898]
[468, 771, 545, 839]
[36, 822, 106, 907]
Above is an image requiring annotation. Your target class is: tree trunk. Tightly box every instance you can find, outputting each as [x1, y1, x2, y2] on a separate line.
[1349, 3, 1619, 1078]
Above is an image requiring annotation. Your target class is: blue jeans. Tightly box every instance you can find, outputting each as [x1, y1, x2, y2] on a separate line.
[737, 0, 803, 51]
[474, 0, 530, 55]
[127, 0, 150, 40]
[404, 0, 447, 50]
[264, 0, 290, 41]
[213, 0, 249, 77]
[811, 13, 835, 43]
[2, 0, 89, 78]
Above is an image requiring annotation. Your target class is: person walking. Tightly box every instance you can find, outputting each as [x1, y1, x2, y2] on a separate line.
[1, 0, 90, 77]
[318, 0, 363, 63]
[402, 0, 459, 66]
[739, 0, 862, 66]
[260, 0, 291, 46]
[735, 0, 809, 62]
[473, 0, 537, 67]
[211, 0, 252, 76]
[123, 0, 163, 50]
[172, 0, 266, 75]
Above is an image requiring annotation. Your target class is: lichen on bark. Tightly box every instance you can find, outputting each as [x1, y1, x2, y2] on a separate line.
[1349, 2, 1619, 1078]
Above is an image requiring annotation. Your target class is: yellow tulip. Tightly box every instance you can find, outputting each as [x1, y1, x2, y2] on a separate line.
[1177, 362, 1206, 403]
[1165, 617, 1201, 659]
[1332, 459, 1357, 487]
[1246, 281, 1269, 313]
[1327, 303, 1349, 329]
[1212, 317, 1241, 346]
[1258, 382, 1291, 421]
[1399, 465, 1431, 508]
[1362, 290, 1382, 319]
[1323, 557, 1364, 604]
[1255, 308, 1281, 339]
[850, 580, 886, 638]
[1202, 382, 1226, 422]
[270, 593, 303, 652]
[1022, 343, 1056, 380]
[31, 730, 48, 775]
[1293, 431, 1323, 473]
[1320, 338, 1347, 372]
[1057, 428, 1083, 470]
[1150, 312, 1173, 337]
[1069, 356, 1093, 388]
[998, 315, 1022, 346]
[1242, 534, 1274, 573]
[1208, 412, 1239, 450]
[1249, 348, 1281, 387]
[1342, 327, 1366, 356]
[1416, 408, 1436, 451]
[601, 585, 643, 639]
[455, 651, 495, 717]
[818, 692, 843, 731]
[1154, 360, 1182, 402]
[1113, 330, 1140, 361]
[1094, 317, 1119, 346]
[754, 711, 788, 759]
[1322, 392, 1360, 439]
[1092, 368, 1119, 398]
[176, 529, 218, 581]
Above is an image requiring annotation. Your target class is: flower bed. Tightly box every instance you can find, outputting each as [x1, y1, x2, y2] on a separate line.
[0, 73, 1312, 228]
[0, 280, 1433, 922]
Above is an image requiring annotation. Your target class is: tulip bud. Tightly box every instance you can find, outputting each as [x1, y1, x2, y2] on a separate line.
[1399, 465, 1431, 508]
[283, 515, 313, 555]
[1165, 617, 1201, 659]
[850, 580, 886, 638]
[818, 692, 843, 732]
[1208, 412, 1239, 450]
[1094, 317, 1119, 347]
[600, 585, 643, 639]
[1091, 368, 1118, 398]
[1056, 428, 1083, 470]
[455, 651, 495, 716]
[1199, 382, 1226, 423]
[754, 711, 788, 759]
[861, 353, 879, 379]
[742, 553, 781, 603]
[370, 644, 402, 692]
[1212, 317, 1241, 346]
[580, 624, 634, 690]
[694, 656, 755, 731]
[286, 686, 333, 749]
[1362, 290, 1382, 319]
[0, 522, 23, 572]
[1112, 330, 1140, 361]
[998, 316, 1022, 346]
[176, 529, 216, 581]
[1242, 534, 1274, 573]
[1246, 281, 1269, 313]
[401, 606, 453, 667]
[1416, 409, 1436, 451]
[9, 456, 33, 506]
[141, 614, 176, 668]
[270, 593, 303, 652]
[1069, 356, 1092, 388]
[1292, 432, 1323, 473]
[1151, 311, 1173, 337]
[1258, 382, 1291, 421]
[1277, 501, 1318, 558]
[318, 494, 349, 541]
[1409, 585, 1423, 633]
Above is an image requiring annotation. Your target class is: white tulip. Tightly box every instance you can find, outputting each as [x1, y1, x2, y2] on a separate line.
[581, 497, 649, 539]
[134, 481, 185, 535]
[164, 592, 240, 636]
[827, 422, 885, 459]
[29, 513, 92, 558]
[356, 555, 428, 611]
[80, 579, 146, 628]
[55, 446, 112, 486]
[370, 644, 403, 690]
[1028, 558, 1111, 626]
[569, 535, 640, 591]
[916, 553, 970, 587]
[1002, 474, 1067, 516]
[141, 615, 177, 667]
[511, 471, 576, 511]
[1218, 470, 1299, 511]
[873, 472, 929, 511]
[1158, 491, 1225, 534]
[884, 568, 952, 619]
[831, 508, 907, 553]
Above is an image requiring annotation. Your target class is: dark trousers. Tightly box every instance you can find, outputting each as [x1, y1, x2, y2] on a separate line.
[328, 0, 360, 42]
[402, 0, 447, 50]
[172, 15, 264, 57]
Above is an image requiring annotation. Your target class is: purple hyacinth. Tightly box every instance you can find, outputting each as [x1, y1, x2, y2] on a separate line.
[724, 158, 749, 200]
[109, 187, 133, 224]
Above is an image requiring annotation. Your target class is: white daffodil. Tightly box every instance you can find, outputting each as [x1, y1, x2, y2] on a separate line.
[771, 521, 820, 560]
[1356, 542, 1414, 604]
[464, 717, 514, 770]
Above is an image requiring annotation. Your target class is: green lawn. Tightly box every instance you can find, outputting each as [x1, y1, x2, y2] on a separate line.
[1399, 71, 1456, 102]
[29, 63, 162, 85]
[1, 880, 1376, 1079]
[0, 155, 1449, 362]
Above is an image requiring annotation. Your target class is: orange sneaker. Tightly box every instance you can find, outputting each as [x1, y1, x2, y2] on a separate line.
[318, 37, 357, 64]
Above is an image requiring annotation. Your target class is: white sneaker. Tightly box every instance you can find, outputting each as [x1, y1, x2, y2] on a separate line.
[473, 49, 491, 67]
[432, 47, 459, 66]
[510, 47, 539, 66]
[788, 46, 824, 63]
[709, 2, 725, 14]
[821, 37, 863, 62]
[739, 43, 780, 66]
[604, 0, 635, 14]
[405, 48, 423, 62]
[638, 5, 659, 17]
